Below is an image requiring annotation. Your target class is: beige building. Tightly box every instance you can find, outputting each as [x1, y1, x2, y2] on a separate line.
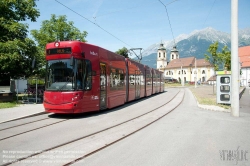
[157, 44, 215, 83]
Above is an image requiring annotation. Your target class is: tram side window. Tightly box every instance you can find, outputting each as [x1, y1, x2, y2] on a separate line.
[146, 70, 152, 86]
[129, 74, 135, 85]
[76, 60, 83, 89]
[110, 68, 124, 90]
[76, 60, 92, 90]
[85, 60, 92, 90]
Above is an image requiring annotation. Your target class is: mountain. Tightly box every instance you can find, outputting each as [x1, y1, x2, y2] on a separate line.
[139, 27, 250, 68]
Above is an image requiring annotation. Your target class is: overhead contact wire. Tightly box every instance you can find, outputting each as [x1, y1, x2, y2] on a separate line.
[203, 0, 217, 27]
[158, 0, 176, 46]
[55, 0, 133, 48]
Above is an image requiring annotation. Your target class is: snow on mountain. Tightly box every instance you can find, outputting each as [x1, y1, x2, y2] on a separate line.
[142, 27, 250, 57]
[140, 27, 250, 68]
[188, 27, 230, 45]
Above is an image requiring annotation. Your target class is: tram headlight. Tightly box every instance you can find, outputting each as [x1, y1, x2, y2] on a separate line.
[72, 96, 78, 101]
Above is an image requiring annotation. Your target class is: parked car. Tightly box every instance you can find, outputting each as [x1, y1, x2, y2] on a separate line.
[165, 77, 179, 83]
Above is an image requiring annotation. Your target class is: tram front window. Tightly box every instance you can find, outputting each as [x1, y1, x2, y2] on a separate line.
[45, 59, 92, 91]
[46, 59, 75, 91]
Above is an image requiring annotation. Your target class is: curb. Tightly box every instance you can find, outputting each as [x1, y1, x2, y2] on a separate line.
[189, 87, 246, 113]
[0, 112, 48, 124]
[187, 88, 230, 112]
[196, 102, 230, 112]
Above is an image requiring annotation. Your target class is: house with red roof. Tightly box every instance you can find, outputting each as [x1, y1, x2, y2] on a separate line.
[239, 46, 250, 86]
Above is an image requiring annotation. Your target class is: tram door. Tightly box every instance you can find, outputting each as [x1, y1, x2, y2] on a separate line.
[100, 63, 107, 110]
[135, 70, 140, 99]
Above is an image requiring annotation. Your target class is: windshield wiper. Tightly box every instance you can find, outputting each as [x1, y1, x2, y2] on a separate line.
[59, 76, 73, 91]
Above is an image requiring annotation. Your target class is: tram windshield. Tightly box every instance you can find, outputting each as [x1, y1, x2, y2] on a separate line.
[45, 59, 92, 91]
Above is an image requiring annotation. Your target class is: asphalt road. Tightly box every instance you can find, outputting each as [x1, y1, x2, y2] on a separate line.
[74, 88, 250, 166]
[1, 87, 249, 166]
[0, 88, 180, 165]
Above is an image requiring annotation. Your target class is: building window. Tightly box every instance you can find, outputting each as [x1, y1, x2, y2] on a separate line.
[202, 70, 205, 74]
[172, 54, 174, 59]
[164, 52, 165, 58]
[159, 52, 161, 58]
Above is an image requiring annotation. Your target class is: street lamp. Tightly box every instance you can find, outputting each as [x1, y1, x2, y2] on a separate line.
[195, 58, 197, 88]
[247, 68, 249, 87]
[181, 65, 184, 87]
[189, 63, 192, 84]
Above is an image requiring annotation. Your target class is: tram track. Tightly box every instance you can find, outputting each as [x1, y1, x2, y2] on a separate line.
[0, 112, 49, 125]
[5, 88, 185, 166]
[0, 119, 69, 141]
[0, 117, 50, 131]
[0, 112, 75, 141]
[0, 89, 176, 142]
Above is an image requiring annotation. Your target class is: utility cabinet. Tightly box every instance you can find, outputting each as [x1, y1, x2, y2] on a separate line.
[216, 71, 231, 104]
[10, 79, 27, 93]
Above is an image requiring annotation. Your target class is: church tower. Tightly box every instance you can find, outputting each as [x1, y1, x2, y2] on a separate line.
[170, 46, 179, 61]
[157, 43, 167, 71]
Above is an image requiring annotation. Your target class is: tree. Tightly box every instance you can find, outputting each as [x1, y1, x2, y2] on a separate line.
[204, 41, 231, 71]
[0, 0, 40, 84]
[30, 15, 88, 78]
[204, 42, 221, 71]
[31, 14, 88, 50]
[219, 46, 231, 70]
[115, 47, 129, 58]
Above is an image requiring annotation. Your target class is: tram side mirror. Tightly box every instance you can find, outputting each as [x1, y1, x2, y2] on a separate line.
[81, 52, 85, 58]
[70, 56, 74, 66]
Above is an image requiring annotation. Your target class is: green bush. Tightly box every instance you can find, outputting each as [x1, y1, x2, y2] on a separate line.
[27, 77, 45, 85]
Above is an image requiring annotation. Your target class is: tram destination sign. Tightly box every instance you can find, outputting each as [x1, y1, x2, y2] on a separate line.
[47, 47, 71, 55]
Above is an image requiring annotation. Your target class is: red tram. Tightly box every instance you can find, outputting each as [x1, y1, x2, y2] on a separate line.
[43, 41, 164, 113]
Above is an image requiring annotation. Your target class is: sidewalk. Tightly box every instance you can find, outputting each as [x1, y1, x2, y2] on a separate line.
[80, 88, 250, 166]
[0, 103, 45, 123]
[239, 86, 250, 115]
[190, 85, 247, 112]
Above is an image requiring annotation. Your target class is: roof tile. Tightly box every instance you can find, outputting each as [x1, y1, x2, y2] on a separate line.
[239, 46, 250, 68]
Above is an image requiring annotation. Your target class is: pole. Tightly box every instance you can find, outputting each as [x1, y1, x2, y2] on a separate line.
[231, 0, 239, 117]
[36, 76, 37, 104]
[246, 68, 247, 86]
[16, 79, 18, 102]
[239, 57, 241, 88]
[247, 68, 249, 87]
[195, 58, 197, 88]
[181, 65, 184, 86]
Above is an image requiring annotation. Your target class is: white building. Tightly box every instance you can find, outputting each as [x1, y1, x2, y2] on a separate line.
[157, 43, 168, 69]
[157, 44, 215, 83]
[239, 46, 250, 86]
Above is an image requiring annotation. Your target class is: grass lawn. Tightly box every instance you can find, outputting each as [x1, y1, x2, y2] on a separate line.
[165, 83, 231, 109]
[188, 86, 231, 109]
[0, 102, 19, 109]
[0, 94, 24, 109]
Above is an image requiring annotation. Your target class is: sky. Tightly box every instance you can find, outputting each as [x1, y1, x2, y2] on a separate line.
[26, 0, 250, 54]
